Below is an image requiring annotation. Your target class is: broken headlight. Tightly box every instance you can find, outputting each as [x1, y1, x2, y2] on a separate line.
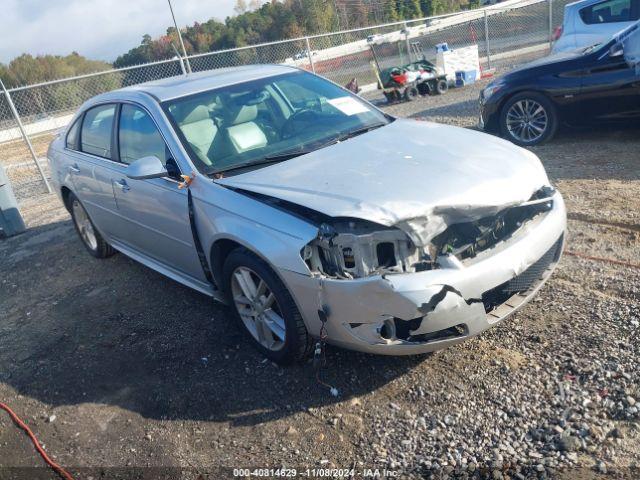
[302, 219, 429, 278]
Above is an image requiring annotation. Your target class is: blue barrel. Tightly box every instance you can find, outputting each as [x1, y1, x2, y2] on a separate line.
[0, 165, 26, 237]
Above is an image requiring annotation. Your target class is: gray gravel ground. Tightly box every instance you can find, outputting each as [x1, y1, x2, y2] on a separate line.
[1, 61, 639, 480]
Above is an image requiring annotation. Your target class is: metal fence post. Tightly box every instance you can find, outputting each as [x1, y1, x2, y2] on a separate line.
[0, 80, 52, 194]
[172, 44, 188, 76]
[484, 10, 492, 70]
[305, 37, 316, 73]
[404, 22, 411, 62]
[548, 0, 554, 48]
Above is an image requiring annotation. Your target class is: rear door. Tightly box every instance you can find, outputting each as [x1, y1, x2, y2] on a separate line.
[109, 102, 205, 280]
[66, 103, 121, 237]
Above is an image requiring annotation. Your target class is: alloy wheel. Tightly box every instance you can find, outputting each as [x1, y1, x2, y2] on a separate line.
[230, 266, 286, 351]
[505, 99, 548, 143]
[72, 199, 98, 251]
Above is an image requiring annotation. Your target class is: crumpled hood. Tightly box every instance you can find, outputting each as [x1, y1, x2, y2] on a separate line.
[216, 119, 551, 246]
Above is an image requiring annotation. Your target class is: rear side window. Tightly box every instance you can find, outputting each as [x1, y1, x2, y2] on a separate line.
[66, 118, 81, 150]
[579, 0, 639, 24]
[118, 104, 168, 165]
[81, 104, 116, 158]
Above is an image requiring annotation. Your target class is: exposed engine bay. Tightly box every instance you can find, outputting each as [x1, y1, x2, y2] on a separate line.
[430, 186, 555, 262]
[302, 186, 556, 279]
[301, 219, 426, 279]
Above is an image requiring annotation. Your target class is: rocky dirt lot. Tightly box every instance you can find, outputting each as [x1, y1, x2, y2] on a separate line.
[1, 74, 639, 480]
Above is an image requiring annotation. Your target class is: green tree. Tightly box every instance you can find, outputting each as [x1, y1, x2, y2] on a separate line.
[0, 53, 111, 88]
[111, 0, 474, 68]
[383, 1, 399, 22]
[0, 52, 115, 122]
[404, 0, 423, 18]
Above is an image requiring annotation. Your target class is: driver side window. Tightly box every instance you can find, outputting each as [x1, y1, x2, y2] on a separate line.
[119, 104, 169, 166]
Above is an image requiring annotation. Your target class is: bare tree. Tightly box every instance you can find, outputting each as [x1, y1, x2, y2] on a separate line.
[234, 0, 248, 15]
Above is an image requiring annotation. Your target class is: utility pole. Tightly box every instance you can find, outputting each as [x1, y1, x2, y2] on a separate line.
[167, 0, 192, 73]
[171, 44, 188, 76]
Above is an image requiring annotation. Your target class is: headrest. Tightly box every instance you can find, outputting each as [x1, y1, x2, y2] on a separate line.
[229, 104, 258, 125]
[180, 104, 212, 125]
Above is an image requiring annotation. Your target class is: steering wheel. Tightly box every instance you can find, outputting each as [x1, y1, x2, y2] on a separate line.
[281, 109, 319, 139]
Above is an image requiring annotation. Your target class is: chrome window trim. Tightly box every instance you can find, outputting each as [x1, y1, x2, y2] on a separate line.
[64, 99, 184, 180]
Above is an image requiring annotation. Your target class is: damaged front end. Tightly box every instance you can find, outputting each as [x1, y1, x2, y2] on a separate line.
[290, 186, 565, 354]
[301, 219, 430, 279]
[302, 185, 556, 279]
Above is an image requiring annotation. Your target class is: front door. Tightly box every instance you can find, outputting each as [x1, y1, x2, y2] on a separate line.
[578, 47, 640, 122]
[110, 103, 205, 282]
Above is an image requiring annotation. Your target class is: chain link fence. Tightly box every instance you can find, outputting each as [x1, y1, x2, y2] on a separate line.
[0, 0, 573, 210]
[189, 39, 312, 73]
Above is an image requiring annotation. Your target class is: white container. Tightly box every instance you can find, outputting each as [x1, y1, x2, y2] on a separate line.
[436, 45, 480, 83]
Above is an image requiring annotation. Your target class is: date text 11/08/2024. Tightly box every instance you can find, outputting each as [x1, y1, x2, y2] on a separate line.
[232, 468, 400, 477]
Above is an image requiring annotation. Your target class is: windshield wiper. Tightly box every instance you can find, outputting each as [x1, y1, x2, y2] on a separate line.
[263, 148, 315, 161]
[333, 122, 387, 142]
[210, 157, 292, 175]
[211, 147, 316, 175]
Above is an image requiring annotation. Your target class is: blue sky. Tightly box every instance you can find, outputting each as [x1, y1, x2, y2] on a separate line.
[0, 0, 239, 63]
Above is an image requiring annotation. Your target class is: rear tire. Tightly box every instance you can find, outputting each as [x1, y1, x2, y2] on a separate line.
[223, 249, 313, 364]
[68, 192, 115, 259]
[435, 79, 448, 95]
[499, 92, 558, 146]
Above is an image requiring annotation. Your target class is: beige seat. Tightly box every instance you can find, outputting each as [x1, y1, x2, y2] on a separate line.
[226, 104, 268, 154]
[178, 104, 218, 166]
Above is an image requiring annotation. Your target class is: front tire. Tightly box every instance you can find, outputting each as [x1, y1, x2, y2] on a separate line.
[404, 85, 419, 101]
[500, 92, 558, 146]
[383, 91, 394, 104]
[223, 249, 313, 364]
[68, 192, 115, 258]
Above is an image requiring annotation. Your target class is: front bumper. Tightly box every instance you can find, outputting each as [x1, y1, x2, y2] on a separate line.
[478, 91, 501, 133]
[281, 192, 567, 355]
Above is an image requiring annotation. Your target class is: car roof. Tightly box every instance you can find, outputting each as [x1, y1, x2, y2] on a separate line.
[93, 64, 298, 103]
[565, 0, 605, 11]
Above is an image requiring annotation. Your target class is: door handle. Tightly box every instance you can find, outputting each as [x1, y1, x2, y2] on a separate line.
[114, 179, 130, 192]
[68, 164, 80, 174]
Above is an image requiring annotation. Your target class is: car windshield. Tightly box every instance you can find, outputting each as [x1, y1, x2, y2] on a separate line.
[162, 71, 390, 175]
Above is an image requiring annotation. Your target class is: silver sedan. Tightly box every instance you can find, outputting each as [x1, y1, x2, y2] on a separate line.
[48, 65, 566, 364]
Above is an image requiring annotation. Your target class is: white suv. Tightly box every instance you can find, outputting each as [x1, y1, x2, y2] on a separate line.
[552, 0, 639, 52]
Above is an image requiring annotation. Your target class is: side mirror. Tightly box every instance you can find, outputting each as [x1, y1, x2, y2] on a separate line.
[126, 156, 168, 180]
[609, 43, 624, 57]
